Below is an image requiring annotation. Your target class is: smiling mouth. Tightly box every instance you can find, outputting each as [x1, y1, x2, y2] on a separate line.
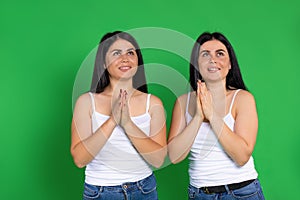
[119, 66, 132, 71]
[208, 67, 221, 72]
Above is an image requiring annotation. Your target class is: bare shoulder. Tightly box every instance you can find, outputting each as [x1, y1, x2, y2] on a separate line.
[177, 93, 188, 102]
[76, 92, 91, 104]
[176, 91, 195, 105]
[235, 90, 256, 108]
[236, 90, 255, 102]
[74, 92, 93, 112]
[149, 94, 163, 105]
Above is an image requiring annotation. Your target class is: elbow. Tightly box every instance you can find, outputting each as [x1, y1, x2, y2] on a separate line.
[157, 148, 168, 168]
[168, 153, 182, 164]
[151, 147, 167, 168]
[73, 159, 86, 168]
[72, 155, 86, 168]
[71, 150, 86, 168]
[235, 154, 251, 167]
[171, 159, 181, 165]
[167, 151, 176, 164]
[236, 161, 248, 167]
[152, 159, 164, 169]
[167, 147, 183, 164]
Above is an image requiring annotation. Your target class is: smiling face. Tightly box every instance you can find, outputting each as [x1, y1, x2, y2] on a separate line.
[198, 39, 231, 83]
[105, 39, 138, 80]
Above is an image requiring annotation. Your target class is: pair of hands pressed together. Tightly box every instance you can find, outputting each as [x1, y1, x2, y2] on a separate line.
[111, 89, 132, 128]
[195, 80, 214, 122]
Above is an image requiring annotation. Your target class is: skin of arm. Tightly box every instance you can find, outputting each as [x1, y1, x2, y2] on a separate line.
[70, 93, 120, 168]
[199, 83, 258, 166]
[167, 83, 205, 164]
[121, 93, 167, 168]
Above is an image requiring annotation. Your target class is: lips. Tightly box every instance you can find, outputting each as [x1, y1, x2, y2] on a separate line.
[208, 67, 221, 72]
[119, 66, 132, 72]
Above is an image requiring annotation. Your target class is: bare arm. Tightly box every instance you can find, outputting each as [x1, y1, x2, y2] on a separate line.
[200, 84, 258, 166]
[121, 95, 167, 168]
[70, 93, 119, 168]
[168, 89, 204, 164]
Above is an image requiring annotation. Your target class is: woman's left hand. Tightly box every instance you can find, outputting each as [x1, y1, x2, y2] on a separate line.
[120, 90, 131, 128]
[198, 80, 214, 121]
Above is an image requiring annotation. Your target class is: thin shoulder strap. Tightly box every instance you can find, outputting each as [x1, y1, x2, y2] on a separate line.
[88, 92, 96, 112]
[229, 89, 241, 113]
[146, 94, 151, 113]
[185, 92, 191, 114]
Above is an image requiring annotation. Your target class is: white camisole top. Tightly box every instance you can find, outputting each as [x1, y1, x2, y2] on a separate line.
[186, 89, 258, 187]
[85, 92, 153, 186]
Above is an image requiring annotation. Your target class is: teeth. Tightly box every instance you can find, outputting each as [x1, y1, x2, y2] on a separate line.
[119, 66, 131, 70]
[208, 67, 220, 72]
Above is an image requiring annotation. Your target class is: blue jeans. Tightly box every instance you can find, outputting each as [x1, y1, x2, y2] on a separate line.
[188, 179, 265, 200]
[83, 173, 158, 200]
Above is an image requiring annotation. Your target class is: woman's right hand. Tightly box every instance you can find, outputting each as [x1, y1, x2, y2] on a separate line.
[111, 89, 123, 125]
[195, 80, 204, 120]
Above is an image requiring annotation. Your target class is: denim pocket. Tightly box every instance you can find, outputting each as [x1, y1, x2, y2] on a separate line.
[138, 175, 157, 194]
[188, 185, 196, 199]
[83, 183, 101, 199]
[231, 180, 260, 199]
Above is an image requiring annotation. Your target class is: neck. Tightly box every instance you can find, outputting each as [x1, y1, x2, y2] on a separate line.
[106, 78, 135, 95]
[205, 80, 227, 116]
[205, 79, 227, 95]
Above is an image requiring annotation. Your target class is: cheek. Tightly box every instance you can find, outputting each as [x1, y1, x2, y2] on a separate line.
[198, 62, 206, 72]
[198, 57, 209, 67]
[220, 57, 230, 65]
[198, 66, 206, 77]
[217, 60, 228, 69]
[132, 67, 138, 74]
[131, 57, 138, 65]
[106, 57, 119, 67]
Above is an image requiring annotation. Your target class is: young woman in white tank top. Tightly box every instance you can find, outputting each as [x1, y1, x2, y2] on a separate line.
[71, 31, 167, 200]
[168, 32, 265, 199]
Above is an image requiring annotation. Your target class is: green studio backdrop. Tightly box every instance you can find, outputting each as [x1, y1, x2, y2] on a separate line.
[1, 0, 299, 199]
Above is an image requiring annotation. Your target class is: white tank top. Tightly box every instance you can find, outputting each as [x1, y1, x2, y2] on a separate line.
[186, 89, 258, 187]
[85, 92, 153, 186]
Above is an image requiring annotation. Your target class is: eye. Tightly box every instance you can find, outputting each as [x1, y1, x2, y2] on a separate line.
[217, 51, 225, 57]
[127, 50, 135, 56]
[202, 52, 209, 57]
[112, 51, 121, 56]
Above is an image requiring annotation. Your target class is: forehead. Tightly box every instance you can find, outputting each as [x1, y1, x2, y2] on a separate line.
[108, 39, 135, 51]
[200, 39, 227, 52]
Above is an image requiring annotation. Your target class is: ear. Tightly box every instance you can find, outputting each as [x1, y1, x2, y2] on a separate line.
[229, 65, 231, 69]
[103, 64, 107, 69]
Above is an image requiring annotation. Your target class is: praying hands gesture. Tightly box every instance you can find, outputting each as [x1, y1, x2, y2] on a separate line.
[197, 80, 214, 122]
[111, 89, 133, 129]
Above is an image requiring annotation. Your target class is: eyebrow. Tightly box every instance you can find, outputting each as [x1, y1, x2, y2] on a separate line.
[200, 49, 226, 54]
[110, 48, 135, 53]
[199, 50, 209, 54]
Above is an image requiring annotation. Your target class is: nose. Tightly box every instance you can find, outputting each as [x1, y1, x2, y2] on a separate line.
[120, 54, 129, 63]
[209, 56, 216, 64]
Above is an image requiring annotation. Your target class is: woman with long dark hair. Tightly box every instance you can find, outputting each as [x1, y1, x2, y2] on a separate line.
[168, 32, 265, 199]
[71, 31, 166, 200]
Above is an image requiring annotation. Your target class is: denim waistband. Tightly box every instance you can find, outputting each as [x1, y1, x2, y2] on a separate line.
[190, 179, 258, 194]
[87, 173, 155, 192]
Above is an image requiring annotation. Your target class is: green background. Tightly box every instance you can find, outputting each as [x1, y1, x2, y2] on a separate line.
[1, 0, 299, 199]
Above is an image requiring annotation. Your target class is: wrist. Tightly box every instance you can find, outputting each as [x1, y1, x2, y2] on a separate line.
[108, 116, 118, 127]
[121, 119, 133, 131]
[99, 117, 117, 138]
[208, 111, 221, 123]
[194, 113, 204, 121]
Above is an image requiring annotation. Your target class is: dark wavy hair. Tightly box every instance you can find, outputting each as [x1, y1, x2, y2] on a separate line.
[90, 31, 148, 93]
[189, 32, 247, 91]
